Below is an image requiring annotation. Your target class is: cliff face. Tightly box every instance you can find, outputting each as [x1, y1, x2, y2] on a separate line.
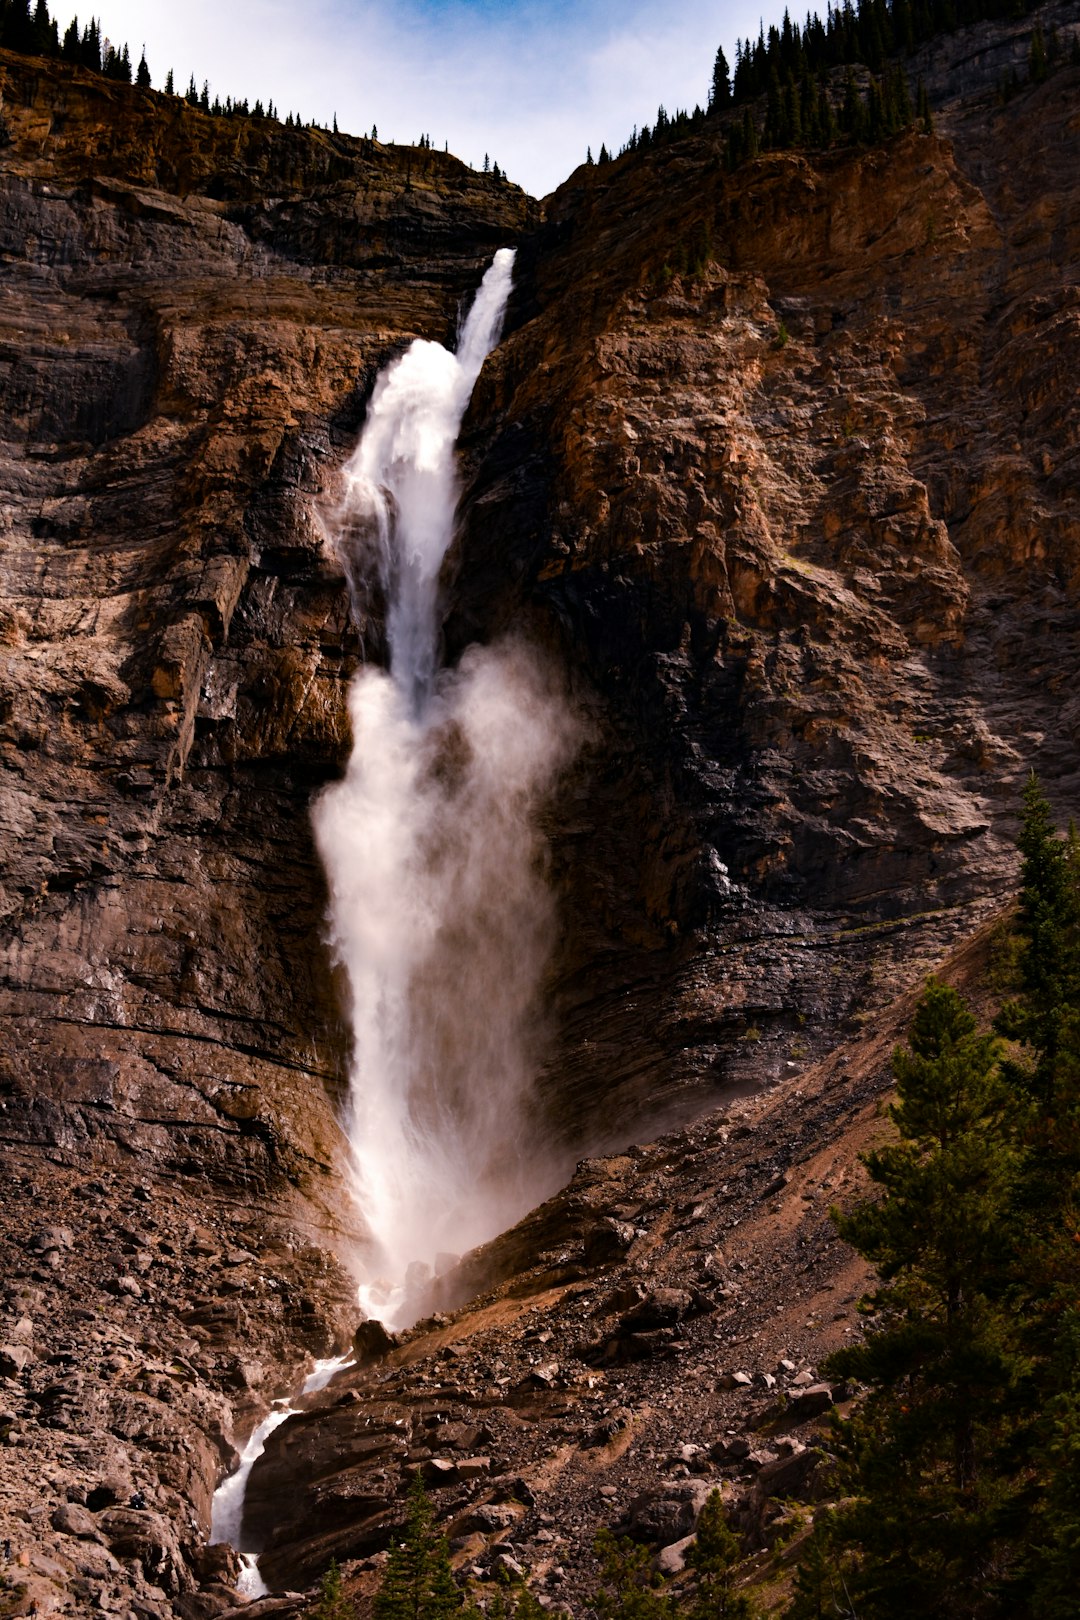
[1, 13, 1079, 1618]
[451, 20, 1080, 1147]
[0, 51, 530, 1620]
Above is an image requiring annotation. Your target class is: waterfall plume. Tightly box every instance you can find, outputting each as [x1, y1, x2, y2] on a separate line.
[313, 250, 578, 1327]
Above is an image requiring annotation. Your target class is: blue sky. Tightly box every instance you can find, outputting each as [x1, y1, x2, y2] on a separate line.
[52, 0, 769, 195]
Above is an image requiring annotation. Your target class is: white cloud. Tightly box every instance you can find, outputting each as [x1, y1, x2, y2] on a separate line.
[51, 0, 768, 195]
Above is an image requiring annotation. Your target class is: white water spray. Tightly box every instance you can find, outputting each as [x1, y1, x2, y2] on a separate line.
[209, 1354, 353, 1597]
[314, 248, 577, 1326]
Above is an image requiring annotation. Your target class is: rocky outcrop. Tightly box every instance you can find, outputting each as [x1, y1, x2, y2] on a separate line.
[239, 919, 1004, 1602]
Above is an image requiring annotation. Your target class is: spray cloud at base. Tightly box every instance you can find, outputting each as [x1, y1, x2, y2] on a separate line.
[313, 249, 579, 1328]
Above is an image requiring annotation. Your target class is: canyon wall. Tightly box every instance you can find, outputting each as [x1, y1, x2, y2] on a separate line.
[450, 6, 1080, 1145]
[0, 9, 1078, 1615]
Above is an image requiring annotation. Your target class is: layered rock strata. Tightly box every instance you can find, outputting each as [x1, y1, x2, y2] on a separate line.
[450, 31, 1080, 1145]
[0, 12, 1078, 1617]
[0, 50, 529, 1618]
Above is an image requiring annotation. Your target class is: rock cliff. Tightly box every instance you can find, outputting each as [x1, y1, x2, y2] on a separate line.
[451, 2, 1080, 1146]
[0, 49, 529, 1619]
[0, 8, 1078, 1616]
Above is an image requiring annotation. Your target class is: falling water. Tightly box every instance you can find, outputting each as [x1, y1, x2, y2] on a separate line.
[209, 1353, 353, 1597]
[313, 249, 578, 1326]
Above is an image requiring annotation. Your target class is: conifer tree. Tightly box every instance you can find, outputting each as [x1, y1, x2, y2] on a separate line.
[685, 1490, 757, 1619]
[311, 1559, 355, 1620]
[164, 66, 174, 94]
[592, 1529, 675, 1620]
[136, 48, 149, 88]
[822, 979, 1026, 1618]
[710, 44, 732, 108]
[1029, 22, 1048, 83]
[374, 1473, 460, 1620]
[31, 0, 51, 55]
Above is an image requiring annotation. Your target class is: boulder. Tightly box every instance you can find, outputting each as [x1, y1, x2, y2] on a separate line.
[625, 1481, 714, 1544]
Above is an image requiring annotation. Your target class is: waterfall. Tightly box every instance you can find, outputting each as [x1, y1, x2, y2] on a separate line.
[313, 249, 578, 1328]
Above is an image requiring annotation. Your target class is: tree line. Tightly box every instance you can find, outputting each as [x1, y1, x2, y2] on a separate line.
[586, 0, 1078, 171]
[0, 0, 509, 170]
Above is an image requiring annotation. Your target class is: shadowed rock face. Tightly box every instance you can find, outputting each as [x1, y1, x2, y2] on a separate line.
[1, 11, 1079, 1615]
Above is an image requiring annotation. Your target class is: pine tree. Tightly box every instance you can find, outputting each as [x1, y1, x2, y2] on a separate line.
[31, 0, 51, 56]
[311, 1559, 355, 1620]
[1029, 22, 1048, 83]
[710, 44, 732, 109]
[164, 67, 174, 94]
[685, 1490, 757, 1619]
[824, 979, 1027, 1616]
[374, 1474, 460, 1620]
[994, 774, 1080, 1104]
[82, 17, 100, 71]
[3, 0, 34, 54]
[591, 1529, 675, 1620]
[136, 49, 150, 88]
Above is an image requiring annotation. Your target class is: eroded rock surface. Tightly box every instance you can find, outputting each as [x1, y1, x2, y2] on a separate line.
[450, 15, 1080, 1147]
[0, 49, 529, 1618]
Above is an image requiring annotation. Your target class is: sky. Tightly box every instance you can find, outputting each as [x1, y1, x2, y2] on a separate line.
[50, 0, 771, 196]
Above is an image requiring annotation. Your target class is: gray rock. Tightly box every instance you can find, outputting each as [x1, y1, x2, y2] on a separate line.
[656, 1533, 696, 1575]
[583, 1218, 636, 1265]
[626, 1480, 713, 1544]
[786, 1383, 834, 1419]
[27, 1227, 74, 1254]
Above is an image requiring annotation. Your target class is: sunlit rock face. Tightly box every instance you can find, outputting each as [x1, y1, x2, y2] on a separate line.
[448, 14, 1080, 1149]
[0, 48, 532, 1193]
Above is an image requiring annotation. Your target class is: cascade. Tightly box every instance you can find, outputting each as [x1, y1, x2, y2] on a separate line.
[209, 1354, 352, 1596]
[208, 251, 576, 1595]
[313, 247, 578, 1328]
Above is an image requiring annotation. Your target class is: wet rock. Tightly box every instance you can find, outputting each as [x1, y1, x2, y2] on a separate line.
[353, 1319, 398, 1363]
